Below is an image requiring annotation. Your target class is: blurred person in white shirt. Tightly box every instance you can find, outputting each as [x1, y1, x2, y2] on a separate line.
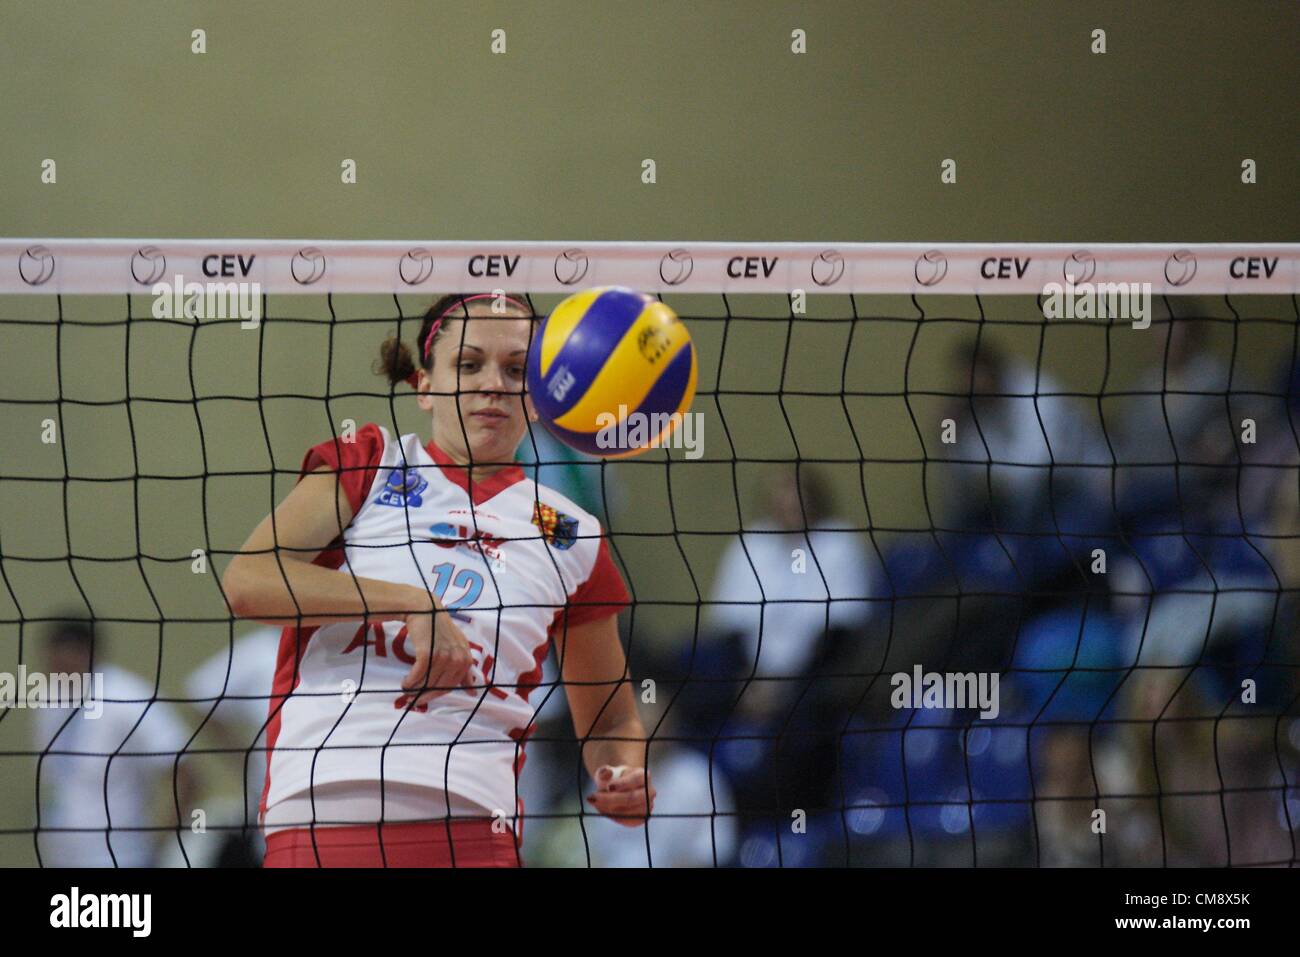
[943, 340, 1111, 530]
[706, 468, 872, 697]
[32, 617, 198, 868]
[157, 625, 281, 867]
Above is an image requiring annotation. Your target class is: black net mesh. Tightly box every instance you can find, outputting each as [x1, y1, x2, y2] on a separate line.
[2, 287, 1298, 867]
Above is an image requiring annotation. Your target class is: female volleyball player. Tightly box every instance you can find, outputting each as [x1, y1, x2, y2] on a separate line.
[222, 293, 655, 867]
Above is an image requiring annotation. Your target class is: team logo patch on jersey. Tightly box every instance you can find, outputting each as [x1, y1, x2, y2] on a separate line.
[532, 502, 578, 550]
[376, 467, 428, 509]
[429, 522, 506, 562]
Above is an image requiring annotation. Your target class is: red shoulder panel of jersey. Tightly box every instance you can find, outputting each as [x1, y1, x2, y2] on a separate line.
[561, 535, 632, 627]
[298, 423, 385, 568]
[300, 422, 386, 517]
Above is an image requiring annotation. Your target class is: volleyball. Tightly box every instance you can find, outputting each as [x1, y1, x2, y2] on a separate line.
[526, 286, 698, 457]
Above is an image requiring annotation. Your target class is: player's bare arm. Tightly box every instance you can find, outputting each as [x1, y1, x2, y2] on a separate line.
[221, 464, 473, 704]
[554, 613, 655, 826]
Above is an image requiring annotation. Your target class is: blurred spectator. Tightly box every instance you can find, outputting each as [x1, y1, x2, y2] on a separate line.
[32, 616, 198, 868]
[169, 625, 280, 867]
[943, 339, 1110, 533]
[1116, 319, 1229, 465]
[1034, 728, 1101, 866]
[1111, 318, 1277, 527]
[706, 466, 872, 690]
[1236, 351, 1300, 531]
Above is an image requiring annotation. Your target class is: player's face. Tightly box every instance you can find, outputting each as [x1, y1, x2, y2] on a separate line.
[420, 307, 536, 468]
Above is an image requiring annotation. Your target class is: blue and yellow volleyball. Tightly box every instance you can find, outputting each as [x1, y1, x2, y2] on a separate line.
[526, 286, 698, 458]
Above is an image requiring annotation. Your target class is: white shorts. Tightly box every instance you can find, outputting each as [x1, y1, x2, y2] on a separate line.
[263, 780, 494, 835]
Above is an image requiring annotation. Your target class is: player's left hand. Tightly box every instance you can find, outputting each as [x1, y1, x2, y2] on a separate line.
[586, 765, 655, 827]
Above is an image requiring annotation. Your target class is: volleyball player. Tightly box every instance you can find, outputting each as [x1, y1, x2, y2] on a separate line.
[221, 293, 655, 867]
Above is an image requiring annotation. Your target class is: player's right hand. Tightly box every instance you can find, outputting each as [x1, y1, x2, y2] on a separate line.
[401, 597, 475, 708]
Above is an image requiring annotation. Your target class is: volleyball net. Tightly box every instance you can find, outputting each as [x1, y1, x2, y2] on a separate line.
[1, 239, 1298, 867]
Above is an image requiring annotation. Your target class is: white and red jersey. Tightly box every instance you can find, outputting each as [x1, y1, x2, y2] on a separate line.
[259, 423, 630, 829]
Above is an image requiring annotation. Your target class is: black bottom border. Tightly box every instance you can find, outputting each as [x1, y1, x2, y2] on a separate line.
[1, 865, 1286, 942]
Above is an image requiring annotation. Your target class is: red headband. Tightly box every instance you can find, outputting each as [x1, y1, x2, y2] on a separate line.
[404, 294, 531, 388]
